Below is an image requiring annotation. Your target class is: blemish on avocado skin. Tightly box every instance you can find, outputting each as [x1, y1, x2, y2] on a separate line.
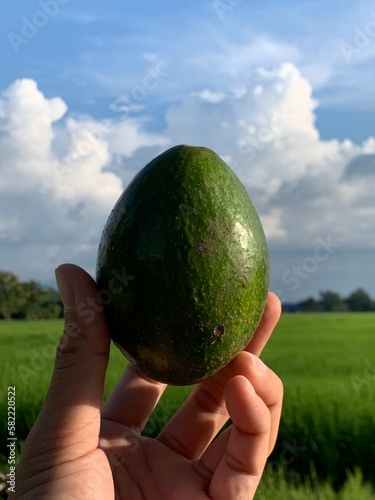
[213, 324, 225, 339]
[192, 238, 215, 255]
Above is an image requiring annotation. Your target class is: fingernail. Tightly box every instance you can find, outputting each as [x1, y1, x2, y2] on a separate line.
[253, 355, 268, 373]
[55, 267, 75, 311]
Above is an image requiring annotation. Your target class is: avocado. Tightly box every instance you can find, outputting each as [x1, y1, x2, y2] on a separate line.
[96, 145, 269, 385]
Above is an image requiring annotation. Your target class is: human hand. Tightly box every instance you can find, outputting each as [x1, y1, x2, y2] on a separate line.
[10, 263, 282, 500]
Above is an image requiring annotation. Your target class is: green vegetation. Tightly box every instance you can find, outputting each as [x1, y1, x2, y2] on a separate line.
[260, 313, 375, 496]
[1, 313, 374, 498]
[298, 289, 375, 312]
[0, 271, 62, 320]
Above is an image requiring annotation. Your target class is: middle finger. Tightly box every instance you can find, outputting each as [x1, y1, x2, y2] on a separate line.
[102, 363, 167, 432]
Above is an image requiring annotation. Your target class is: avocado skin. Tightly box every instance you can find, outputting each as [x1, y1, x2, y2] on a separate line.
[96, 145, 269, 385]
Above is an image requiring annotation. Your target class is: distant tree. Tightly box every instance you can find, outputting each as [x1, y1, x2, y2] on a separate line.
[0, 270, 63, 320]
[19, 280, 46, 318]
[319, 290, 348, 312]
[299, 297, 323, 312]
[346, 288, 375, 311]
[0, 271, 25, 319]
[40, 286, 63, 319]
[14, 281, 63, 319]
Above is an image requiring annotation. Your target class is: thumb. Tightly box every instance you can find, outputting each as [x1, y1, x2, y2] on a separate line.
[32, 264, 111, 449]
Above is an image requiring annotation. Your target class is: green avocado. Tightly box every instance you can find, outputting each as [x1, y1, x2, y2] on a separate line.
[96, 145, 269, 385]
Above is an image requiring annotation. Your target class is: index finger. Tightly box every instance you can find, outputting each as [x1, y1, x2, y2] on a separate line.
[245, 291, 281, 356]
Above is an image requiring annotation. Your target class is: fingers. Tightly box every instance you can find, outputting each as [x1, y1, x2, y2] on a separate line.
[208, 375, 271, 499]
[231, 352, 283, 452]
[27, 264, 111, 455]
[156, 363, 231, 459]
[156, 292, 281, 460]
[198, 354, 283, 499]
[102, 363, 167, 432]
[198, 352, 283, 473]
[246, 291, 282, 356]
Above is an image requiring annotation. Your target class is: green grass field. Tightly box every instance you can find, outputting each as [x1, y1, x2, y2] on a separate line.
[1, 313, 374, 498]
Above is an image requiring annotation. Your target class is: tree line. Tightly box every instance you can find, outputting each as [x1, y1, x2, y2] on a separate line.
[0, 270, 62, 320]
[1, 269, 374, 320]
[289, 289, 375, 312]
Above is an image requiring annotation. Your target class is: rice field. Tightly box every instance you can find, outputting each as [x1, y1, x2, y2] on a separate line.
[1, 312, 374, 498]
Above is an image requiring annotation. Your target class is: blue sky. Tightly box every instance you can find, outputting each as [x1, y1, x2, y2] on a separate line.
[2, 0, 375, 140]
[1, 0, 375, 302]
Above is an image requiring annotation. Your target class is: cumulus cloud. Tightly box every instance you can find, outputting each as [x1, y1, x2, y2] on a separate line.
[0, 79, 165, 280]
[163, 63, 375, 252]
[1, 64, 375, 299]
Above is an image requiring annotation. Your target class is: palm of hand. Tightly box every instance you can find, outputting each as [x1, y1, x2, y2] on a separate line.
[100, 419, 211, 499]
[98, 346, 280, 500]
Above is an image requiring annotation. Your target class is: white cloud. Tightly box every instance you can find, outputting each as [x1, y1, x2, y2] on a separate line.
[195, 89, 227, 103]
[188, 36, 300, 80]
[1, 63, 375, 297]
[163, 63, 375, 248]
[107, 118, 168, 157]
[0, 79, 165, 280]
